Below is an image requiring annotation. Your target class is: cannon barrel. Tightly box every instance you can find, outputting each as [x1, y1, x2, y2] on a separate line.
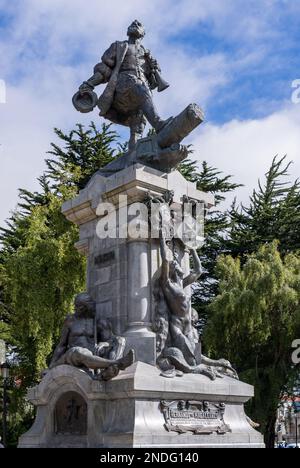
[157, 103, 204, 149]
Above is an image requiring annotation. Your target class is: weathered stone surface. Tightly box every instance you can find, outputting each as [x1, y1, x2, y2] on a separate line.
[55, 392, 87, 435]
[62, 165, 214, 226]
[18, 363, 265, 448]
[60, 165, 214, 366]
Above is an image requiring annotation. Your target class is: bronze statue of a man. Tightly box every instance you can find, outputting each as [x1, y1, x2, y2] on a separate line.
[49, 293, 135, 381]
[76, 20, 171, 150]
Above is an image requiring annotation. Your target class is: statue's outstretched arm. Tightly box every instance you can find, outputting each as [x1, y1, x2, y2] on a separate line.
[80, 43, 117, 91]
[183, 248, 203, 288]
[83, 72, 105, 88]
[49, 317, 71, 369]
[159, 235, 170, 286]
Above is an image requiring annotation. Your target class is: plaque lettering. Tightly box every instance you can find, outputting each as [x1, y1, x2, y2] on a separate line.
[160, 400, 231, 435]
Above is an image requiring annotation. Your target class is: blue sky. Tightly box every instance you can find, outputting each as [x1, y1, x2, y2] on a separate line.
[0, 0, 300, 224]
[168, 5, 300, 122]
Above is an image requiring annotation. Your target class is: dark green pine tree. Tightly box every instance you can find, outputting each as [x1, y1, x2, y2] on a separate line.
[179, 159, 242, 322]
[45, 122, 119, 191]
[0, 123, 120, 259]
[228, 156, 300, 258]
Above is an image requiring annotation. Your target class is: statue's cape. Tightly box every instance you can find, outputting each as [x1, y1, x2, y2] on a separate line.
[97, 41, 128, 117]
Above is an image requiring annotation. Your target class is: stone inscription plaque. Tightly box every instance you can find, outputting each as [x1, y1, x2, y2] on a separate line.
[95, 251, 115, 266]
[55, 392, 87, 435]
[160, 400, 231, 435]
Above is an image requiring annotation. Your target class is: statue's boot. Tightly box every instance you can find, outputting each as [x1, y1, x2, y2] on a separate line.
[141, 95, 173, 135]
[162, 347, 194, 374]
[117, 349, 135, 370]
[192, 365, 220, 381]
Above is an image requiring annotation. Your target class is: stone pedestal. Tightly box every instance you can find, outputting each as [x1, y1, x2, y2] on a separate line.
[19, 164, 264, 449]
[61, 164, 214, 365]
[124, 239, 156, 364]
[19, 363, 264, 448]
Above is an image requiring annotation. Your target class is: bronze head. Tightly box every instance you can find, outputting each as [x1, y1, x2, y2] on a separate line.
[127, 20, 146, 39]
[74, 293, 96, 318]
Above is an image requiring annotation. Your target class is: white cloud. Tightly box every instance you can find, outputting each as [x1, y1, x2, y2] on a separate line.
[191, 104, 300, 208]
[155, 51, 229, 117]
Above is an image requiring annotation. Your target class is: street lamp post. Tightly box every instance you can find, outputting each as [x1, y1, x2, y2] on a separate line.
[0, 339, 8, 447]
[0, 361, 10, 448]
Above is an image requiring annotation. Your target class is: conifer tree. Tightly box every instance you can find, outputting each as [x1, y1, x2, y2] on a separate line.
[228, 156, 300, 257]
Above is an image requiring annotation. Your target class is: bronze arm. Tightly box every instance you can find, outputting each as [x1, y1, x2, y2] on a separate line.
[49, 316, 72, 369]
[183, 248, 203, 288]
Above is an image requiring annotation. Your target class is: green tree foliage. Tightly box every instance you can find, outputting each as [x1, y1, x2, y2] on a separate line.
[46, 122, 118, 191]
[0, 123, 119, 374]
[205, 242, 300, 448]
[0, 123, 120, 445]
[1, 196, 85, 378]
[0, 374, 34, 448]
[228, 156, 300, 257]
[204, 156, 300, 446]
